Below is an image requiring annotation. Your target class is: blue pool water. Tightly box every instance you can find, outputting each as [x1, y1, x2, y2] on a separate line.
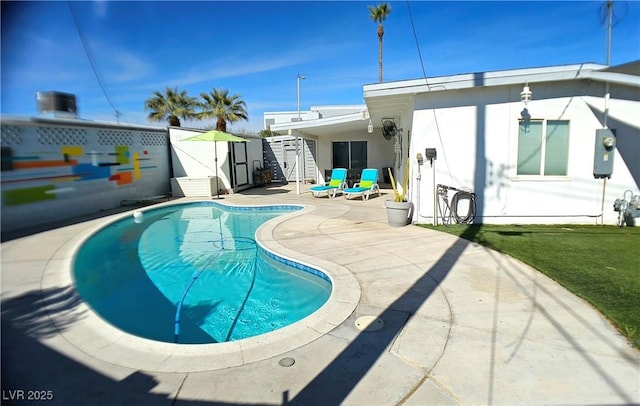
[73, 202, 332, 344]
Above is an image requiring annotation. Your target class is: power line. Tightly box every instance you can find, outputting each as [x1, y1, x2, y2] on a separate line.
[406, 0, 452, 179]
[67, 1, 121, 122]
[406, 0, 429, 84]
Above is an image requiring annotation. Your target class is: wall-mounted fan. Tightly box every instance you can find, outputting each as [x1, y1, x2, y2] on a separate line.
[381, 119, 397, 140]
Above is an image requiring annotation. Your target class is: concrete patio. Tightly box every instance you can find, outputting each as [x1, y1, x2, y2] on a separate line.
[1, 183, 638, 405]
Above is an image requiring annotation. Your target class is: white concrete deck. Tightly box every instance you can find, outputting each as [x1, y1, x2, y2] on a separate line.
[1, 183, 638, 405]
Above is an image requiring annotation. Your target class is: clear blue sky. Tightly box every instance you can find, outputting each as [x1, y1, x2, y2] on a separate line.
[2, 1, 639, 133]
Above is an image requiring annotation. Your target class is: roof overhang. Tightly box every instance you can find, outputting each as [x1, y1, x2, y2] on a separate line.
[363, 63, 615, 98]
[363, 62, 640, 126]
[577, 70, 640, 87]
[270, 111, 371, 137]
[266, 62, 639, 139]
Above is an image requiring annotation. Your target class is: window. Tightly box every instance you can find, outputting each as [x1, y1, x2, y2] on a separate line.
[517, 120, 569, 176]
[332, 141, 367, 169]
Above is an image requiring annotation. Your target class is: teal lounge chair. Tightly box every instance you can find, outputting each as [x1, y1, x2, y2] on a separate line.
[310, 168, 347, 198]
[343, 168, 380, 201]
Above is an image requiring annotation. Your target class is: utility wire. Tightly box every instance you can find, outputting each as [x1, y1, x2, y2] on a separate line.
[406, 1, 453, 180]
[406, 0, 429, 83]
[67, 1, 121, 122]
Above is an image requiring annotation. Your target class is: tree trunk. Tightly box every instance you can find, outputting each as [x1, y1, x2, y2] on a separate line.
[169, 115, 180, 127]
[216, 117, 227, 132]
[378, 24, 384, 83]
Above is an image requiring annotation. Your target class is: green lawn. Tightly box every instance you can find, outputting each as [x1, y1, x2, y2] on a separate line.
[419, 223, 640, 349]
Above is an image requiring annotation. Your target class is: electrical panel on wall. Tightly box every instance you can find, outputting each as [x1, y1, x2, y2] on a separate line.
[593, 128, 616, 179]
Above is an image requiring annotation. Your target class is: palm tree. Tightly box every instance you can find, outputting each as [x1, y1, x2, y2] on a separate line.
[259, 129, 279, 137]
[368, 3, 392, 83]
[198, 88, 248, 133]
[144, 87, 197, 127]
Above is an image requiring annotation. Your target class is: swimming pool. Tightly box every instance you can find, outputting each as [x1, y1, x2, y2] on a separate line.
[72, 202, 332, 344]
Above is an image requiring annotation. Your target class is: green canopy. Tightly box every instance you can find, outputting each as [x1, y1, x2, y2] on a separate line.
[184, 130, 249, 143]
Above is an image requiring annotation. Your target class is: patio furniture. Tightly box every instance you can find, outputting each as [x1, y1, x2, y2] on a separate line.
[343, 168, 380, 201]
[346, 168, 362, 188]
[310, 168, 347, 198]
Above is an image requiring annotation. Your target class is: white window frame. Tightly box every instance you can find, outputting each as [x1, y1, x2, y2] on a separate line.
[515, 119, 570, 179]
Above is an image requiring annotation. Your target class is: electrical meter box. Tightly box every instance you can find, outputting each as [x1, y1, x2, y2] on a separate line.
[593, 128, 616, 179]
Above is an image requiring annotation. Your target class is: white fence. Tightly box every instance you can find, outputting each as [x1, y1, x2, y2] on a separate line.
[1, 117, 171, 233]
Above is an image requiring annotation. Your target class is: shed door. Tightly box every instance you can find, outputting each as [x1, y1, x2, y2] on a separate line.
[232, 142, 249, 187]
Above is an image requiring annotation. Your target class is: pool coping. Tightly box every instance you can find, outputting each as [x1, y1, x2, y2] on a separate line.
[40, 200, 361, 373]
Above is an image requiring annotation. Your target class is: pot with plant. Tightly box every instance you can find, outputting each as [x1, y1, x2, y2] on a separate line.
[385, 159, 413, 227]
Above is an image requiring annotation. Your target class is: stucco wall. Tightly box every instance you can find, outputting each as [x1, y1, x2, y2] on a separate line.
[1, 118, 171, 233]
[409, 83, 639, 225]
[315, 129, 396, 184]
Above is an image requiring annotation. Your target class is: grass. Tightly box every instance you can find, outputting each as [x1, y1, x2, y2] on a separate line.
[418, 223, 640, 349]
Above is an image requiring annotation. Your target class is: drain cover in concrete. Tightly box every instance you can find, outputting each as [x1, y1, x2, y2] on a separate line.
[355, 316, 384, 331]
[279, 357, 295, 367]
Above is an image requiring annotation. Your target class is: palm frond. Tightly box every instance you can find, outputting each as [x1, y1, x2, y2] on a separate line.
[143, 86, 197, 126]
[198, 87, 249, 131]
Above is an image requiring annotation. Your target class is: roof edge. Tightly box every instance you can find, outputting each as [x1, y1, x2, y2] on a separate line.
[362, 61, 640, 99]
[1, 115, 167, 131]
[270, 111, 367, 132]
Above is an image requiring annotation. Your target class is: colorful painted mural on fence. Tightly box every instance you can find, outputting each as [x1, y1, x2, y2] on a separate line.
[1, 143, 158, 206]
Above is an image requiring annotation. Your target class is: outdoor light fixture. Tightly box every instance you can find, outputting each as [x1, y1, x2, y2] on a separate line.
[367, 119, 374, 133]
[520, 81, 532, 105]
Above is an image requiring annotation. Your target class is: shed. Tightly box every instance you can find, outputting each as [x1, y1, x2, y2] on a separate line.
[169, 127, 262, 197]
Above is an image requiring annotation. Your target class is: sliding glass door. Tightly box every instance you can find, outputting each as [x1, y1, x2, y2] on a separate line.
[332, 141, 367, 169]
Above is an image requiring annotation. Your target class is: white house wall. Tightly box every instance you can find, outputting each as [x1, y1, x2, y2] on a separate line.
[410, 83, 639, 225]
[583, 95, 640, 187]
[314, 129, 396, 184]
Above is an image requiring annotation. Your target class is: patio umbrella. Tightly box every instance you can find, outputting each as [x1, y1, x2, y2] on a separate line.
[184, 130, 249, 199]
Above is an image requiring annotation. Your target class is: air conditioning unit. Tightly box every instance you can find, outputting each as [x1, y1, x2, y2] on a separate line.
[36, 91, 78, 118]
